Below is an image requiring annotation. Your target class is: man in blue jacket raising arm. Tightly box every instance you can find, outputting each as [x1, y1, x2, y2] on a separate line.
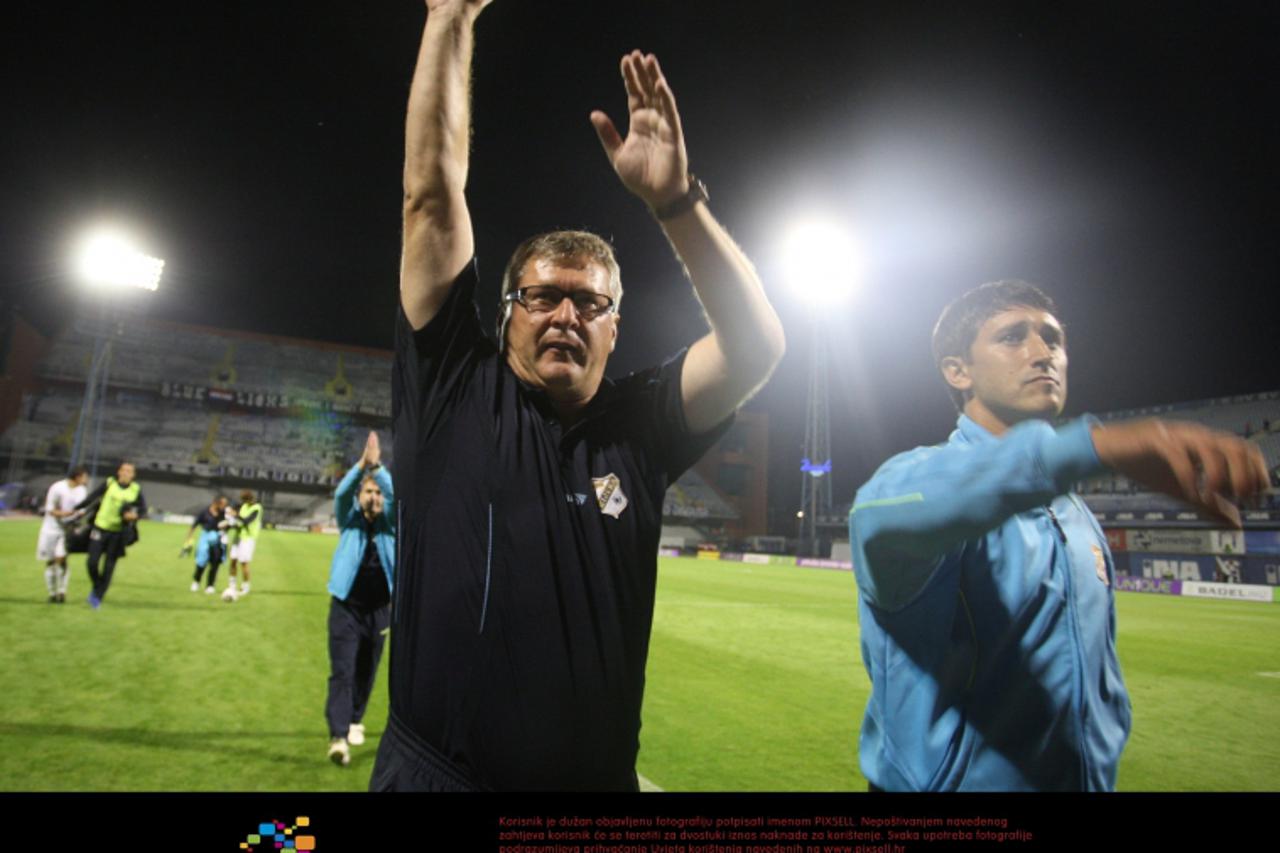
[848, 280, 1269, 791]
[325, 431, 394, 767]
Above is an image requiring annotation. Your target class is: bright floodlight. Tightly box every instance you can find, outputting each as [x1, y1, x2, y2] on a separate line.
[780, 218, 860, 306]
[75, 230, 164, 292]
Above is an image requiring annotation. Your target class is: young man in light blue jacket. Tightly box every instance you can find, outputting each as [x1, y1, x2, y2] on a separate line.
[849, 280, 1268, 791]
[326, 431, 395, 767]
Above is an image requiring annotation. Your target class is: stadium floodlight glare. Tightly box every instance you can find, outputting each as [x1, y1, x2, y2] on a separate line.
[780, 218, 860, 307]
[75, 229, 165, 292]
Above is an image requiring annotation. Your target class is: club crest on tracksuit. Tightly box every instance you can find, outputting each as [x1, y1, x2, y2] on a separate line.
[1092, 544, 1109, 586]
[592, 473, 628, 518]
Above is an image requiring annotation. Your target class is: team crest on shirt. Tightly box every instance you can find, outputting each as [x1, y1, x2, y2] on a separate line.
[592, 473, 629, 519]
[1092, 545, 1109, 586]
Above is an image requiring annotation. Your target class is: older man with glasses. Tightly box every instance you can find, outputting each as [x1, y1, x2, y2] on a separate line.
[371, 0, 785, 792]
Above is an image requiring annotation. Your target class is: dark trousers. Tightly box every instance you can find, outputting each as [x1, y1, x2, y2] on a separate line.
[193, 546, 223, 587]
[193, 562, 220, 587]
[370, 711, 486, 792]
[86, 528, 124, 600]
[325, 596, 389, 739]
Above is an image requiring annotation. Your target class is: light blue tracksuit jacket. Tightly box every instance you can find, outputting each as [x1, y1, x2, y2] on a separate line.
[848, 414, 1131, 791]
[328, 463, 395, 601]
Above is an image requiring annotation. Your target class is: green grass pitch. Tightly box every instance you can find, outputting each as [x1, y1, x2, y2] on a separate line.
[1, 518, 1277, 790]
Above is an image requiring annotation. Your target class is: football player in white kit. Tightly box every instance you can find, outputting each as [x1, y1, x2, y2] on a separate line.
[37, 467, 89, 602]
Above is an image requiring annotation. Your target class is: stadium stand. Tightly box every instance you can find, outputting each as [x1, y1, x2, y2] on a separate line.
[661, 468, 738, 521]
[2, 310, 744, 530]
[659, 525, 706, 550]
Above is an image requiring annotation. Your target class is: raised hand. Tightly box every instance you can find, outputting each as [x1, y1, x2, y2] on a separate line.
[590, 51, 690, 210]
[364, 431, 382, 468]
[1091, 419, 1270, 528]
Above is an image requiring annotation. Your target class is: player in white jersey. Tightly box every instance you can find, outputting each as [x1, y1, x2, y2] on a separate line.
[37, 467, 89, 603]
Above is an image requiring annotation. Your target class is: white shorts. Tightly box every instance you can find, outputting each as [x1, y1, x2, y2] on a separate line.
[232, 539, 257, 563]
[36, 528, 67, 561]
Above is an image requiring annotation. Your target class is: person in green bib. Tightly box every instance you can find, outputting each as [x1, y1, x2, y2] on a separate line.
[224, 489, 262, 600]
[74, 461, 147, 609]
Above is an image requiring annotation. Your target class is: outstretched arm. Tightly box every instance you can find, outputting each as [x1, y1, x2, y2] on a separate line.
[74, 482, 107, 512]
[851, 418, 1102, 610]
[591, 52, 785, 434]
[851, 417, 1269, 611]
[401, 0, 492, 330]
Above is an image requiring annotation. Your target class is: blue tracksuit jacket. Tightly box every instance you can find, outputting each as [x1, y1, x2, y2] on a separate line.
[848, 414, 1131, 791]
[328, 463, 396, 601]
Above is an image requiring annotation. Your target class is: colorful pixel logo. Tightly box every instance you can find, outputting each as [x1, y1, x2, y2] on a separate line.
[239, 817, 315, 852]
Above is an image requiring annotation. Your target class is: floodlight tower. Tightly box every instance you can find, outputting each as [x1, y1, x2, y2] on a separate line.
[799, 328, 833, 552]
[69, 229, 164, 477]
[782, 219, 858, 557]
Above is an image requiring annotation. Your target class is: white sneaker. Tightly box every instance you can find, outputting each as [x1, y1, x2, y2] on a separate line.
[347, 723, 365, 746]
[240, 582, 250, 595]
[204, 586, 216, 595]
[328, 738, 350, 767]
[190, 581, 200, 592]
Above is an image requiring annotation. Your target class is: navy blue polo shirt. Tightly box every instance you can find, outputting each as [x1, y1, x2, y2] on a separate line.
[390, 260, 730, 791]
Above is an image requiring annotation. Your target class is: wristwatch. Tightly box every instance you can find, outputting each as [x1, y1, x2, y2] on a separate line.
[652, 173, 709, 220]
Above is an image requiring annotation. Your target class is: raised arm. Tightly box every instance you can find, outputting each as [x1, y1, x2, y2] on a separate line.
[333, 464, 364, 527]
[401, 0, 492, 330]
[590, 52, 785, 434]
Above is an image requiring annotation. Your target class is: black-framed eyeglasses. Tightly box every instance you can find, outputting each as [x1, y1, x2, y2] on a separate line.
[503, 285, 615, 320]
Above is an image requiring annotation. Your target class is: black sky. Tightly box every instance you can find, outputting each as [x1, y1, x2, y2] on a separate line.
[4, 1, 1277, 522]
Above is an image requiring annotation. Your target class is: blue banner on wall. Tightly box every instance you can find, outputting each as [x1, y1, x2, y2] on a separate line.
[1245, 531, 1280, 555]
[1244, 555, 1280, 586]
[1116, 552, 1276, 585]
[1119, 552, 1217, 583]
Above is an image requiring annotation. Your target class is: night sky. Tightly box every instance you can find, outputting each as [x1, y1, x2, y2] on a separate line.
[4, 1, 1276, 522]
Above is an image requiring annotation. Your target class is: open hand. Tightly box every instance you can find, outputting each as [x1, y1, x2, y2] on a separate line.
[591, 51, 690, 209]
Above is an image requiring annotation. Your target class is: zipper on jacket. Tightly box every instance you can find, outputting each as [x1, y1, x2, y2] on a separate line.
[1048, 501, 1091, 786]
[1046, 506, 1068, 543]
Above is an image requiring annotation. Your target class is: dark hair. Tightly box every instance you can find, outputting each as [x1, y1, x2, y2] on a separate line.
[931, 280, 1060, 411]
[69, 466, 88, 479]
[497, 230, 622, 343]
[240, 490, 255, 503]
